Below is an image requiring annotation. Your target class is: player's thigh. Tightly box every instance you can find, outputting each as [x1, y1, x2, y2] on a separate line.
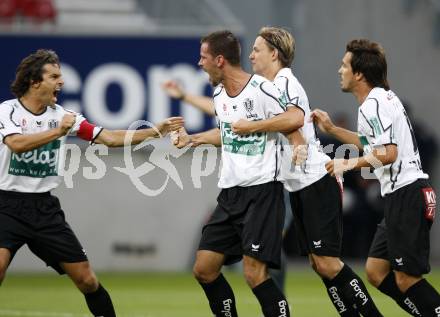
[28, 208, 88, 275]
[243, 182, 285, 269]
[385, 180, 432, 276]
[291, 175, 343, 257]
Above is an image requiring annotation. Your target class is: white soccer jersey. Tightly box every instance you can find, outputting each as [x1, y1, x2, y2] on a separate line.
[274, 68, 330, 192]
[214, 74, 285, 188]
[0, 99, 102, 193]
[357, 88, 428, 196]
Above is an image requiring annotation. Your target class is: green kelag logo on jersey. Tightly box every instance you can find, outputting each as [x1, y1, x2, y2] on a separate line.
[9, 140, 61, 178]
[221, 122, 266, 156]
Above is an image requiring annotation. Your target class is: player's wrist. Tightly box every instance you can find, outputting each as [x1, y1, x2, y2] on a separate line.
[249, 121, 261, 133]
[327, 124, 338, 135]
[55, 126, 68, 137]
[177, 91, 186, 101]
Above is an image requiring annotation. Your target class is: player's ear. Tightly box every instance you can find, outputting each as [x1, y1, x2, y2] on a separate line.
[30, 80, 41, 89]
[272, 49, 278, 61]
[216, 55, 225, 67]
[354, 72, 364, 82]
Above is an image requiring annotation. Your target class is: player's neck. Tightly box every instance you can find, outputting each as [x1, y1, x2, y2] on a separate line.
[353, 83, 373, 105]
[19, 94, 46, 114]
[257, 60, 283, 81]
[262, 65, 281, 81]
[223, 68, 252, 96]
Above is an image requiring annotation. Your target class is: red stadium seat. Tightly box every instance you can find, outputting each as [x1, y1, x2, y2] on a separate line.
[0, 0, 19, 20]
[19, 0, 57, 22]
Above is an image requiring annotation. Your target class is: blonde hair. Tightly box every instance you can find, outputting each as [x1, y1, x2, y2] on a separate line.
[258, 26, 295, 67]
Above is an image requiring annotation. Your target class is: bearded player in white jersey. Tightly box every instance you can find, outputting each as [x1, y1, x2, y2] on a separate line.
[312, 39, 440, 317]
[231, 27, 383, 317]
[173, 30, 305, 317]
[0, 49, 184, 316]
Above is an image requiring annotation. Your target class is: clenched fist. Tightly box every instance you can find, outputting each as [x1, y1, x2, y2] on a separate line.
[58, 113, 76, 136]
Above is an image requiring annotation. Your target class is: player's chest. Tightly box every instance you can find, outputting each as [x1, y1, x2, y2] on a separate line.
[16, 112, 62, 134]
[215, 96, 264, 122]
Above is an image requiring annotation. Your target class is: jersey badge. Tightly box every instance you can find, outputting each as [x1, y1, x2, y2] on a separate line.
[48, 119, 59, 129]
[244, 98, 258, 119]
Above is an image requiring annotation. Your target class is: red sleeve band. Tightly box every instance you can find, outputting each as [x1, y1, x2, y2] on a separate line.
[77, 120, 96, 141]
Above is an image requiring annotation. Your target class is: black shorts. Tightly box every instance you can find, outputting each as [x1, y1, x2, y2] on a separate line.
[0, 190, 88, 274]
[368, 179, 434, 276]
[289, 174, 343, 256]
[198, 181, 285, 269]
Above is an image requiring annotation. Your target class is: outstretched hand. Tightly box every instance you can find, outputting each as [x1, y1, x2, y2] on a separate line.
[156, 117, 185, 137]
[171, 127, 192, 149]
[325, 158, 356, 177]
[162, 80, 185, 100]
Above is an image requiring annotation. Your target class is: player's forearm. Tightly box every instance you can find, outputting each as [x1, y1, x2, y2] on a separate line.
[350, 145, 397, 170]
[287, 130, 306, 146]
[4, 129, 63, 153]
[191, 128, 221, 146]
[252, 110, 303, 134]
[183, 94, 215, 116]
[328, 126, 362, 149]
[96, 128, 159, 147]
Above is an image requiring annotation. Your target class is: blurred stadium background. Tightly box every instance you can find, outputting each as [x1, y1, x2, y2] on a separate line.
[0, 0, 439, 316]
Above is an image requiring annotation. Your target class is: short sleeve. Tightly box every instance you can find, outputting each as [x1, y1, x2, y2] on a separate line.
[359, 98, 395, 148]
[0, 104, 22, 142]
[274, 76, 299, 107]
[259, 81, 287, 118]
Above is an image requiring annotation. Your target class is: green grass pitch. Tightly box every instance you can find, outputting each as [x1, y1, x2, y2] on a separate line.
[0, 267, 439, 316]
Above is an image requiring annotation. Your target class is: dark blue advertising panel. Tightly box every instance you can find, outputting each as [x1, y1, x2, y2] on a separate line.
[0, 35, 214, 132]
